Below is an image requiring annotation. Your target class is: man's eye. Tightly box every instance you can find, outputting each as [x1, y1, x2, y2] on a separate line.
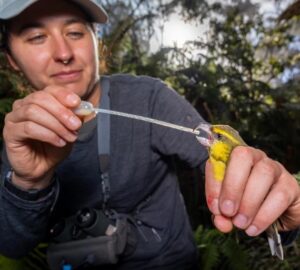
[68, 32, 84, 39]
[27, 34, 46, 43]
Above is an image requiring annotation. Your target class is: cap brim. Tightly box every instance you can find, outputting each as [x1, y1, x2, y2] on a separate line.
[0, 0, 38, 20]
[0, 0, 108, 24]
[73, 0, 108, 24]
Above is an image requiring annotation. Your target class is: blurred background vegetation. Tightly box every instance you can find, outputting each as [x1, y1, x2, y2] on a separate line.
[1, 0, 300, 269]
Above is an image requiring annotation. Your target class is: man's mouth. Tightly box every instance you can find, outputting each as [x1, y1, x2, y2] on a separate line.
[51, 70, 83, 82]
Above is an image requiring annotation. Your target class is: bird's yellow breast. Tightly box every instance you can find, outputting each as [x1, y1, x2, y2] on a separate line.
[209, 141, 232, 163]
[209, 141, 234, 182]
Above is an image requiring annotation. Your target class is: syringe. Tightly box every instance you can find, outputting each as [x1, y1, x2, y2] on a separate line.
[74, 101, 201, 136]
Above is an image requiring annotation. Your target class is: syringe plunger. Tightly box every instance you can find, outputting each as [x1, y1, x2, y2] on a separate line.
[73, 101, 95, 116]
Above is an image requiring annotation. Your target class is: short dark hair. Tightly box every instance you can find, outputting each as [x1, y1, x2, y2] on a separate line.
[0, 21, 9, 52]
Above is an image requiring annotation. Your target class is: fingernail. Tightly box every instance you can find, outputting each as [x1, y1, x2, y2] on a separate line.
[246, 225, 258, 236]
[233, 214, 248, 228]
[67, 133, 77, 142]
[58, 139, 66, 146]
[69, 116, 81, 128]
[221, 200, 235, 216]
[67, 94, 79, 105]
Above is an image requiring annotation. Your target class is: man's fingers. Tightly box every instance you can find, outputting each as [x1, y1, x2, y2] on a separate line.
[232, 157, 280, 229]
[12, 99, 23, 110]
[206, 145, 300, 235]
[43, 85, 81, 108]
[9, 121, 67, 147]
[245, 171, 300, 236]
[6, 104, 78, 143]
[21, 90, 82, 131]
[212, 215, 234, 233]
[219, 146, 266, 217]
[245, 187, 287, 236]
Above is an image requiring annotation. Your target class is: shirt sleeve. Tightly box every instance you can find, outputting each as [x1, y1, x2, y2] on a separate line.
[0, 147, 59, 258]
[280, 229, 299, 246]
[150, 80, 208, 168]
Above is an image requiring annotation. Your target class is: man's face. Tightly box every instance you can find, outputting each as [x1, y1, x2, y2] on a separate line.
[6, 0, 99, 99]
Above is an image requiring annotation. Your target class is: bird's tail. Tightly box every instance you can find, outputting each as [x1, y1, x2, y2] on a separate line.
[266, 222, 284, 260]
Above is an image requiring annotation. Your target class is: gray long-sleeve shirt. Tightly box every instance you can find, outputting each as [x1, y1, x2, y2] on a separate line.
[2, 75, 297, 269]
[1, 75, 208, 269]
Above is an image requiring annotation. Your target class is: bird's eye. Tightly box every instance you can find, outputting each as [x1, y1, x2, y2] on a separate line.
[216, 133, 222, 140]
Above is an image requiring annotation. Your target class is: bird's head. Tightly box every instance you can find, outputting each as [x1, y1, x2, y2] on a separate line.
[195, 123, 246, 148]
[195, 123, 247, 181]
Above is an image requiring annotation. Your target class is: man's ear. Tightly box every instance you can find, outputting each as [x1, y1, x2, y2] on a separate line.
[6, 52, 21, 71]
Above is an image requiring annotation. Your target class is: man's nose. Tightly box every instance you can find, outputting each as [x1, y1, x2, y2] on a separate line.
[53, 36, 74, 64]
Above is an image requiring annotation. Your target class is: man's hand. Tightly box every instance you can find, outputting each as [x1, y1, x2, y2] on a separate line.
[3, 86, 82, 190]
[205, 146, 300, 236]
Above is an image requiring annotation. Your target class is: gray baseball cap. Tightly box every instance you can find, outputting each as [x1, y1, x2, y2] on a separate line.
[0, 0, 108, 23]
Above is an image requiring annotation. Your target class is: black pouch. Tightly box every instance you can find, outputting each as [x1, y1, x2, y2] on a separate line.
[47, 208, 136, 270]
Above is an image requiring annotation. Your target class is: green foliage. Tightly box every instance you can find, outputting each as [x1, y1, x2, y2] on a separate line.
[0, 244, 49, 270]
[22, 243, 49, 270]
[195, 225, 300, 270]
[294, 171, 300, 184]
[100, 2, 300, 174]
[241, 236, 300, 270]
[195, 225, 248, 270]
[0, 256, 24, 270]
[137, 2, 300, 172]
[0, 54, 29, 146]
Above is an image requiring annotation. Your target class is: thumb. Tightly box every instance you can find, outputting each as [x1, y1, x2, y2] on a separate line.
[206, 161, 235, 233]
[205, 160, 222, 216]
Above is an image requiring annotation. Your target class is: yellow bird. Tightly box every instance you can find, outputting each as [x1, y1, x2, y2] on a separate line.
[196, 123, 284, 260]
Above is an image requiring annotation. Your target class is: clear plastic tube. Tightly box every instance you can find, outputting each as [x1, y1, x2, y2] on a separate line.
[74, 101, 200, 136]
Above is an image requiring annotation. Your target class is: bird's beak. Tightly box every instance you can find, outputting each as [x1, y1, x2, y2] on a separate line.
[195, 123, 214, 147]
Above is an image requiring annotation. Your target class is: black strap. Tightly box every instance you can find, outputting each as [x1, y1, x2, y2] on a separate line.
[95, 79, 161, 243]
[97, 77, 111, 208]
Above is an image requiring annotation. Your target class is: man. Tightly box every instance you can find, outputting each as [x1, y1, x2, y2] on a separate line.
[0, 0, 299, 269]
